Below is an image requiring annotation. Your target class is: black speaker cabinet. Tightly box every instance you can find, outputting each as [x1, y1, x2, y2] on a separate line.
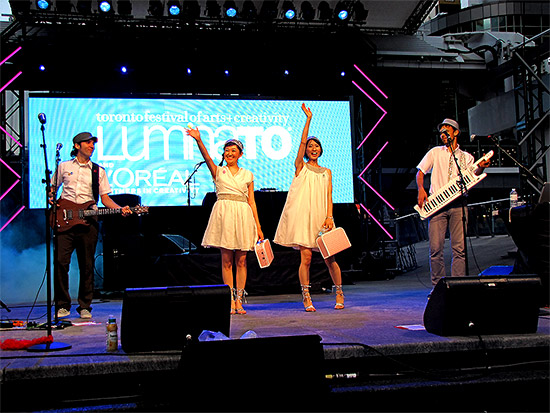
[174, 334, 326, 409]
[121, 284, 230, 352]
[424, 275, 542, 336]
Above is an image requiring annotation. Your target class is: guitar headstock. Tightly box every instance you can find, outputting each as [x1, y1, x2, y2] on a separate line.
[132, 205, 149, 216]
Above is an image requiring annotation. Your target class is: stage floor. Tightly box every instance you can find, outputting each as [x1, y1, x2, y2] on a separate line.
[1, 235, 549, 412]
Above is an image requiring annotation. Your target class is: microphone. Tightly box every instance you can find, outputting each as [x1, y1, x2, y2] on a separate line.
[470, 134, 492, 142]
[195, 160, 206, 167]
[38, 113, 47, 124]
[56, 143, 63, 151]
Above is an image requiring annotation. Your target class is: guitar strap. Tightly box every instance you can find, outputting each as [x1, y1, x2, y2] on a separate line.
[91, 162, 100, 204]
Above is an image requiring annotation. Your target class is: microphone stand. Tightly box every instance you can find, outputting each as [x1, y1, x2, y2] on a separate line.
[27, 122, 71, 352]
[448, 141, 470, 276]
[184, 162, 205, 207]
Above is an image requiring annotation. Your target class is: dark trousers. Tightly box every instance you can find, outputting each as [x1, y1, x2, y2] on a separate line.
[54, 222, 98, 312]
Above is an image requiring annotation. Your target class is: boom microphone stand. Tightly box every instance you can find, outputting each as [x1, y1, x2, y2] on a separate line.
[447, 134, 470, 275]
[28, 114, 71, 352]
[184, 161, 205, 207]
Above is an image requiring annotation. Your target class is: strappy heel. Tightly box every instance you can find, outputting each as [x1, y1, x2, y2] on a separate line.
[230, 288, 236, 315]
[301, 284, 316, 312]
[234, 288, 247, 315]
[334, 284, 345, 310]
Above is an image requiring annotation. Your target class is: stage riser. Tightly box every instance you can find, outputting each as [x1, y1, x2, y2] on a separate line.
[2, 342, 548, 412]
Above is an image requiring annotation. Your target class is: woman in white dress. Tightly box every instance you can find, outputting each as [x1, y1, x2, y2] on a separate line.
[274, 103, 344, 311]
[186, 127, 264, 315]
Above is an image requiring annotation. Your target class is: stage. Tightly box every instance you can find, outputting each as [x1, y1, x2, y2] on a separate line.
[1, 235, 549, 412]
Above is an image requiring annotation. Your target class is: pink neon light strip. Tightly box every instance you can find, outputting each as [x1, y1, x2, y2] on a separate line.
[0, 157, 21, 179]
[359, 203, 394, 240]
[0, 205, 25, 233]
[0, 179, 20, 202]
[352, 81, 387, 150]
[0, 71, 23, 93]
[353, 64, 388, 99]
[0, 125, 23, 148]
[358, 141, 389, 177]
[0, 46, 22, 67]
[359, 178, 395, 211]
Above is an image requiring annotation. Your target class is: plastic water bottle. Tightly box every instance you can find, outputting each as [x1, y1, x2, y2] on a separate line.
[106, 315, 118, 352]
[510, 188, 518, 208]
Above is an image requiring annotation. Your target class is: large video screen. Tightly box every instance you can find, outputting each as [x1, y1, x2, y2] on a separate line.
[27, 96, 354, 208]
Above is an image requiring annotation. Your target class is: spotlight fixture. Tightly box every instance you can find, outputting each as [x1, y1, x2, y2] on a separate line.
[335, 1, 351, 21]
[318, 1, 331, 20]
[76, 0, 92, 14]
[224, 1, 237, 18]
[182, 0, 200, 19]
[167, 0, 181, 16]
[353, 2, 368, 21]
[8, 0, 31, 15]
[117, 0, 132, 15]
[300, 1, 314, 21]
[148, 0, 164, 17]
[241, 0, 256, 20]
[187, 68, 192, 75]
[282, 1, 295, 20]
[120, 66, 128, 74]
[39, 65, 46, 71]
[98, 0, 113, 13]
[205, 0, 221, 18]
[224, 69, 230, 76]
[259, 1, 277, 21]
[36, 0, 52, 10]
[56, 0, 73, 13]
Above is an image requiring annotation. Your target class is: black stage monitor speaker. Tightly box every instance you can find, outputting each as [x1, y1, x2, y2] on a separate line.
[121, 284, 230, 352]
[424, 275, 542, 336]
[173, 334, 326, 410]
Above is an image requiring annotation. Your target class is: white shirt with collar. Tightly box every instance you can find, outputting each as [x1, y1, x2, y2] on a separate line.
[54, 158, 111, 205]
[417, 145, 475, 195]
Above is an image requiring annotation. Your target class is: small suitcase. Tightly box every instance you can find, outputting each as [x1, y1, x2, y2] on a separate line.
[255, 239, 274, 268]
[316, 227, 351, 259]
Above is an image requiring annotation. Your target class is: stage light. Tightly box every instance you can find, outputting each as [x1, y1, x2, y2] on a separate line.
[56, 0, 73, 13]
[98, 1, 112, 13]
[284, 69, 289, 76]
[282, 1, 295, 20]
[187, 68, 192, 75]
[182, 0, 200, 19]
[353, 2, 368, 21]
[224, 69, 230, 76]
[318, 1, 331, 20]
[117, 0, 132, 15]
[8, 0, 31, 15]
[340, 71, 346, 77]
[36, 0, 52, 10]
[76, 0, 92, 14]
[39, 65, 46, 71]
[335, 1, 350, 21]
[205, 0, 221, 18]
[224, 1, 237, 18]
[148, 0, 163, 16]
[167, 1, 181, 16]
[300, 1, 314, 21]
[259, 1, 277, 21]
[241, 0, 256, 20]
[120, 66, 128, 74]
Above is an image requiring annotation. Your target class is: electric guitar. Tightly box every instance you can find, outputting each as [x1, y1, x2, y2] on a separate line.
[51, 199, 149, 232]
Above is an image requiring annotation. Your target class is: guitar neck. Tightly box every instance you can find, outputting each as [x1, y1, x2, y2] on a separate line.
[81, 208, 124, 218]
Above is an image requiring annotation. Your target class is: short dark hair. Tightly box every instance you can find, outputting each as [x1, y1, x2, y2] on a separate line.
[304, 136, 323, 161]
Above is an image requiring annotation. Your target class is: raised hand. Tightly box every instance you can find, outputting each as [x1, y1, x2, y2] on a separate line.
[301, 103, 312, 119]
[185, 126, 201, 141]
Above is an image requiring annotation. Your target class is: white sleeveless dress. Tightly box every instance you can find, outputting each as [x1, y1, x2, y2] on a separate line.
[274, 163, 329, 250]
[202, 166, 258, 251]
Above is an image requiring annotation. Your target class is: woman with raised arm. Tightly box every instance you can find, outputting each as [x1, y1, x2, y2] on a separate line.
[274, 103, 344, 312]
[186, 127, 264, 315]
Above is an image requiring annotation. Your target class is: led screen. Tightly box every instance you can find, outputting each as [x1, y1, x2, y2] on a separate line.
[27, 96, 354, 208]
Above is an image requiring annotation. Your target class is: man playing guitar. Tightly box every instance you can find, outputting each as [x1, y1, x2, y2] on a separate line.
[50, 132, 132, 319]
